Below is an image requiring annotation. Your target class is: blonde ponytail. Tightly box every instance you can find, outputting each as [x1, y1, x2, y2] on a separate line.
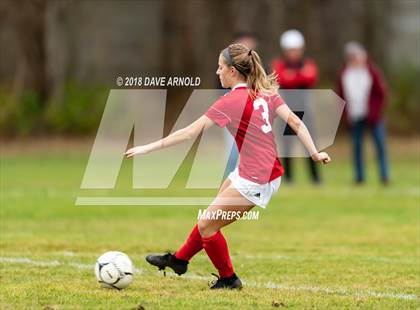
[222, 43, 279, 97]
[247, 50, 279, 97]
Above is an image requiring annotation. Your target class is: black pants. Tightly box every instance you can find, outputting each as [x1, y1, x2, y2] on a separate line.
[282, 157, 320, 183]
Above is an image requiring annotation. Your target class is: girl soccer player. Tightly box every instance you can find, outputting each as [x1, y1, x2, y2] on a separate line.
[125, 43, 331, 289]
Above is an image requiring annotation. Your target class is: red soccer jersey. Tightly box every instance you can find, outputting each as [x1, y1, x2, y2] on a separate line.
[205, 85, 285, 184]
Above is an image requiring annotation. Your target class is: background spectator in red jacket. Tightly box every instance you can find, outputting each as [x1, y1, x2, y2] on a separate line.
[272, 30, 320, 184]
[337, 41, 390, 185]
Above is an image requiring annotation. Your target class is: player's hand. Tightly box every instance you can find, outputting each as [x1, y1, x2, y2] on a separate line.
[125, 145, 151, 157]
[311, 152, 331, 164]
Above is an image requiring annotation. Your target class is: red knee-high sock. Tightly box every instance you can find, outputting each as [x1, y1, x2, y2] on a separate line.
[175, 224, 203, 261]
[202, 231, 234, 278]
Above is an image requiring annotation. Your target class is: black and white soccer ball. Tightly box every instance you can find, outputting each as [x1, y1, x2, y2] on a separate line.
[95, 251, 134, 289]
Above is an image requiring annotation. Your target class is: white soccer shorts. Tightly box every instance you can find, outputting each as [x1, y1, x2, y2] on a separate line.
[227, 168, 281, 208]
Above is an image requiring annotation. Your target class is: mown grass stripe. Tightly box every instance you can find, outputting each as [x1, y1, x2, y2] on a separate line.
[1, 256, 417, 301]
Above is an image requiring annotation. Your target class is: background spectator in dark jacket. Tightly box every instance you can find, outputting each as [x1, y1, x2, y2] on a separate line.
[337, 41, 390, 185]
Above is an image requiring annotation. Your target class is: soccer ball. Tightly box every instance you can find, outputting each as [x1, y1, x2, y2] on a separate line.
[95, 251, 134, 290]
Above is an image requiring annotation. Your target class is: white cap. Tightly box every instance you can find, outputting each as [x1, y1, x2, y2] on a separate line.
[280, 29, 305, 49]
[344, 41, 366, 57]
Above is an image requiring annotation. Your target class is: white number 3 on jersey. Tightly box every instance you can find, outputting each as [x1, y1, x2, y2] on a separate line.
[253, 98, 272, 133]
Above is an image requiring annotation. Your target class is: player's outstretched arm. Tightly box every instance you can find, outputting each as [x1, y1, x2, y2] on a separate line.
[275, 104, 331, 164]
[125, 115, 215, 157]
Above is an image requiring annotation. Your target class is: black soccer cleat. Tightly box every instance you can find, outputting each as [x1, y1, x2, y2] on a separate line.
[209, 273, 242, 290]
[145, 252, 188, 276]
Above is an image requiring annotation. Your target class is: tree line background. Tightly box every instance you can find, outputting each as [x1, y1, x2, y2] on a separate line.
[0, 0, 419, 137]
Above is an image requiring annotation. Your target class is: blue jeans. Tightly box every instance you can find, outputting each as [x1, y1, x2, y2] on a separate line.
[223, 144, 239, 180]
[352, 119, 389, 183]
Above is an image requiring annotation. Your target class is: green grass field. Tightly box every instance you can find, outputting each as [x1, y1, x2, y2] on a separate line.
[1, 138, 419, 309]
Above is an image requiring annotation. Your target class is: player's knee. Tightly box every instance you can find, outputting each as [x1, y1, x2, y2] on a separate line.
[197, 220, 216, 238]
[197, 220, 207, 236]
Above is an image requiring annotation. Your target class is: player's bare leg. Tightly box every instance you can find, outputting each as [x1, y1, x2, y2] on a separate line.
[217, 177, 232, 194]
[145, 179, 253, 289]
[145, 178, 235, 276]
[197, 186, 254, 289]
[197, 187, 254, 238]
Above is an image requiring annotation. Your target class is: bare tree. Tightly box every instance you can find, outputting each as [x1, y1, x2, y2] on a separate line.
[7, 0, 49, 103]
